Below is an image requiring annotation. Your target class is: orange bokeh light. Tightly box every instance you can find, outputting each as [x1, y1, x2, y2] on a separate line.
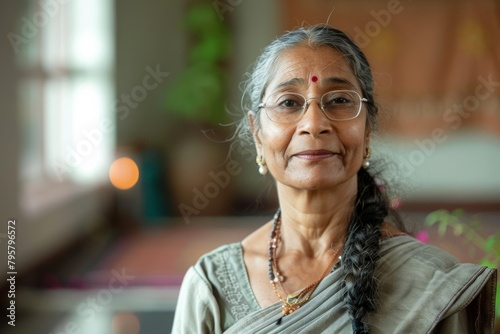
[111, 312, 141, 334]
[109, 157, 139, 190]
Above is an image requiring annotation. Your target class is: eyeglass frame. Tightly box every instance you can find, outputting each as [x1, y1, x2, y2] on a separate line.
[257, 89, 369, 123]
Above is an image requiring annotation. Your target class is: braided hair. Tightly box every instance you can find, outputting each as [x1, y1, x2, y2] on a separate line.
[341, 167, 391, 333]
[239, 25, 404, 333]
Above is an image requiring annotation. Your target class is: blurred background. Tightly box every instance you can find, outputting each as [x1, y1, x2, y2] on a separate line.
[0, 0, 498, 333]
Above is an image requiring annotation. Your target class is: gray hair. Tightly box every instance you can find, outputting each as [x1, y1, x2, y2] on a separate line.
[239, 25, 378, 145]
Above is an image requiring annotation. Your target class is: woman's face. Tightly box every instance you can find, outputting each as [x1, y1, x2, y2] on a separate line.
[251, 45, 370, 191]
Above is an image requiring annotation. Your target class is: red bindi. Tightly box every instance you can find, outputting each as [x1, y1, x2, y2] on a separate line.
[311, 75, 318, 83]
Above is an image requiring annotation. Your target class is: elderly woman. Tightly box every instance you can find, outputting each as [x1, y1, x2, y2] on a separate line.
[172, 25, 497, 333]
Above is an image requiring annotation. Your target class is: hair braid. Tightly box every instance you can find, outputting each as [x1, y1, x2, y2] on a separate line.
[341, 167, 389, 333]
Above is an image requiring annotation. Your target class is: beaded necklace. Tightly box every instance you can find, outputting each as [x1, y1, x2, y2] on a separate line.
[268, 209, 343, 323]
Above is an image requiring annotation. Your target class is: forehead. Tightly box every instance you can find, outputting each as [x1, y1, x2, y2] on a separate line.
[266, 45, 361, 92]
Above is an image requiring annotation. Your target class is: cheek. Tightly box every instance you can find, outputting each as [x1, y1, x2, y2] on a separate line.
[350, 114, 369, 139]
[344, 124, 366, 142]
[259, 119, 294, 158]
[338, 122, 369, 154]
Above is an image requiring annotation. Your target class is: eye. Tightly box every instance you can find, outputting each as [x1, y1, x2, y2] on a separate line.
[332, 97, 350, 104]
[279, 98, 302, 108]
[324, 95, 352, 105]
[322, 92, 356, 108]
[271, 93, 305, 111]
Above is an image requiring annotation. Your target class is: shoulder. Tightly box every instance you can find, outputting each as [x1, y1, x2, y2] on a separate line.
[378, 235, 495, 284]
[198, 242, 243, 260]
[372, 235, 497, 333]
[379, 235, 461, 272]
[175, 243, 245, 316]
[176, 243, 244, 293]
[196, 243, 243, 270]
[192, 242, 245, 286]
[379, 234, 496, 290]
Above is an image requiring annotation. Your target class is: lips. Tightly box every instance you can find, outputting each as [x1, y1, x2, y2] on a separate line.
[293, 150, 337, 161]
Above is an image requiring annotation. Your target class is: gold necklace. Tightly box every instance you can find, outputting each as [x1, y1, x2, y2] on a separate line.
[268, 210, 343, 318]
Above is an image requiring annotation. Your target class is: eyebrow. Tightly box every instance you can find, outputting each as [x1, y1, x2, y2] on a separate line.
[273, 76, 357, 91]
[323, 77, 357, 89]
[275, 78, 306, 90]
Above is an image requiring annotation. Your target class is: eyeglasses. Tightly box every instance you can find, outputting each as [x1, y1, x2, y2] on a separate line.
[257, 90, 368, 123]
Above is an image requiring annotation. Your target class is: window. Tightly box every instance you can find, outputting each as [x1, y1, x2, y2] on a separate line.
[18, 0, 115, 212]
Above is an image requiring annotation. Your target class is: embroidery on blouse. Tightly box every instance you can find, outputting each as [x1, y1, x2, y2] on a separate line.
[214, 248, 250, 321]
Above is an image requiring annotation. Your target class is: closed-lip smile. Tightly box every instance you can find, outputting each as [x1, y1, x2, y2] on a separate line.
[293, 150, 337, 161]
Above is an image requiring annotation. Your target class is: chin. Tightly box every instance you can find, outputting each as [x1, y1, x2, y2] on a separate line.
[292, 177, 343, 191]
[288, 170, 359, 190]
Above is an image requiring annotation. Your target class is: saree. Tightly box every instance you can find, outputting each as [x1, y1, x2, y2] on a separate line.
[172, 235, 497, 333]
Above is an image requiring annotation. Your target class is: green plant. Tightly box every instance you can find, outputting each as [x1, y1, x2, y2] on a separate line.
[425, 209, 500, 317]
[165, 2, 230, 124]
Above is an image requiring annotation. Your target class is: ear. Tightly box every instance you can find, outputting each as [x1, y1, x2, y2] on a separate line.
[248, 111, 263, 155]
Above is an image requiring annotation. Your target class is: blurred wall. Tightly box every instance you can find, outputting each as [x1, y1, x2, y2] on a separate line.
[114, 0, 281, 218]
[115, 0, 186, 149]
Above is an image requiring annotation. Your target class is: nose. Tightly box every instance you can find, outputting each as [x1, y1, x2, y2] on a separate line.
[296, 99, 333, 136]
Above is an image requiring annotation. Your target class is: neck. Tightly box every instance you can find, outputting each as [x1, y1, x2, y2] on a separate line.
[275, 178, 357, 258]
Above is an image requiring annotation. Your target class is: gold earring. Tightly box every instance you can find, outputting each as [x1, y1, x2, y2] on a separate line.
[256, 155, 268, 175]
[363, 148, 371, 169]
